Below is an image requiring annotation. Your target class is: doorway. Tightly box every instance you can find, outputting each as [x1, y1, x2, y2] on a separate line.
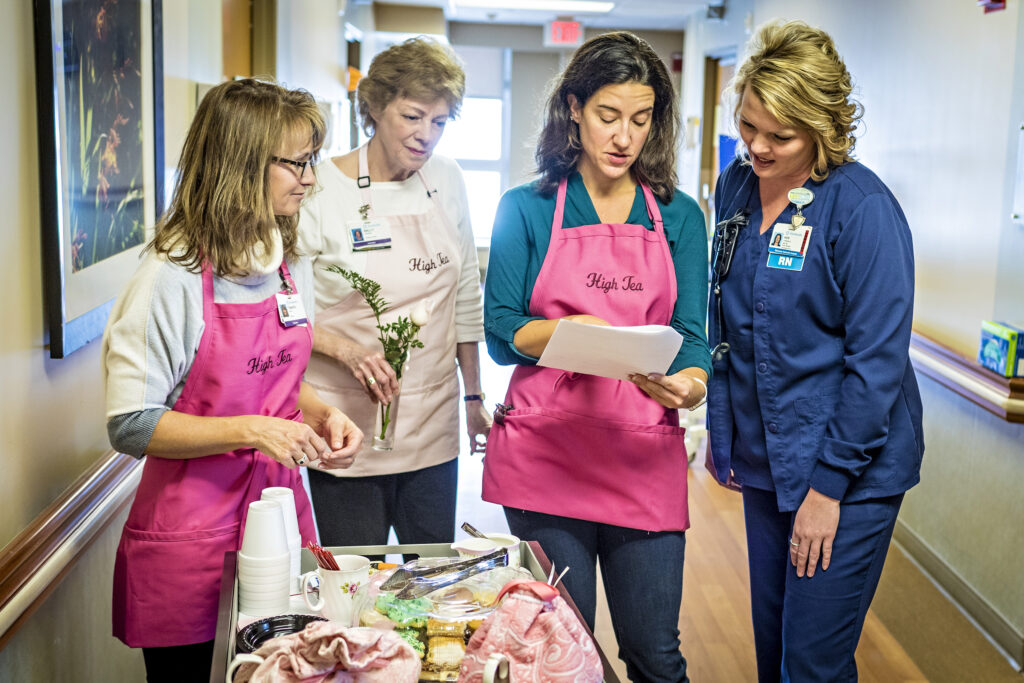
[699, 54, 736, 217]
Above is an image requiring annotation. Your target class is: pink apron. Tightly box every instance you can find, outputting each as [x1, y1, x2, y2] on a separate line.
[482, 178, 690, 532]
[112, 260, 318, 648]
[305, 144, 461, 477]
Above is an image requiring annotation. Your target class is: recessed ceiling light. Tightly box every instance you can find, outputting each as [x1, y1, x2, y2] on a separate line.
[456, 0, 615, 13]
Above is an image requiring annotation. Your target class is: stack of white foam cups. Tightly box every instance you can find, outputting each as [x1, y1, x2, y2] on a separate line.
[237, 499, 290, 617]
[260, 487, 302, 592]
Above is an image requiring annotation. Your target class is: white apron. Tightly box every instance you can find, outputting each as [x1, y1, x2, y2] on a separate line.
[306, 145, 461, 476]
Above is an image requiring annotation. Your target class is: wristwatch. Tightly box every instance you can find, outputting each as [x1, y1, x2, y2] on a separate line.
[463, 393, 485, 402]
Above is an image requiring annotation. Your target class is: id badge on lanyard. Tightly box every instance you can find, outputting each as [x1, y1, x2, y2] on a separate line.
[767, 187, 813, 272]
[275, 271, 308, 327]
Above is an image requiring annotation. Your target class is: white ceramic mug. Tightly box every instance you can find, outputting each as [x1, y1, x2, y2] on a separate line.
[301, 555, 370, 626]
[483, 653, 510, 683]
[227, 653, 264, 680]
[451, 537, 498, 558]
[486, 533, 521, 568]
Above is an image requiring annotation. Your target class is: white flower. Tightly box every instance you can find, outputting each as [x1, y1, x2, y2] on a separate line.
[410, 299, 433, 327]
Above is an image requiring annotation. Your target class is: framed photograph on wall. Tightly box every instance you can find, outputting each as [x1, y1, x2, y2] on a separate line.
[32, 0, 164, 358]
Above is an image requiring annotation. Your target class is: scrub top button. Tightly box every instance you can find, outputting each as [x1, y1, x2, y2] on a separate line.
[767, 422, 779, 434]
[755, 302, 765, 313]
[758, 361, 768, 373]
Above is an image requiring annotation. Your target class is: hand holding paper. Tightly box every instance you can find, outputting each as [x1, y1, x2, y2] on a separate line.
[537, 319, 683, 381]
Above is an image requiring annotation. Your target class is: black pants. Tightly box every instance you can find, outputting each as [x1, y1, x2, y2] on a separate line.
[142, 640, 214, 683]
[307, 458, 458, 550]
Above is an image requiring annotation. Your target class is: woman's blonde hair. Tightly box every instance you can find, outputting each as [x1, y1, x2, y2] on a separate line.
[731, 20, 862, 181]
[536, 31, 679, 204]
[150, 78, 325, 276]
[356, 37, 465, 134]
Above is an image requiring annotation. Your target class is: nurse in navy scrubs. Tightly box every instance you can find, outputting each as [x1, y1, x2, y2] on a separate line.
[706, 20, 924, 682]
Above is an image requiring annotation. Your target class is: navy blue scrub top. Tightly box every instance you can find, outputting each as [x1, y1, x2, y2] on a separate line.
[721, 189, 774, 490]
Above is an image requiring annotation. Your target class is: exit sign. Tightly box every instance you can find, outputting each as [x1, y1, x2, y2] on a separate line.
[544, 20, 583, 48]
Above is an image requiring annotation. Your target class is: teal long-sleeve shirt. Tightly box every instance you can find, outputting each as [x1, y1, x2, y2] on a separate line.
[483, 172, 712, 378]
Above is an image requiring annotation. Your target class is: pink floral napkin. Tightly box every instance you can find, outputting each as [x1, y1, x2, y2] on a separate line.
[234, 622, 421, 682]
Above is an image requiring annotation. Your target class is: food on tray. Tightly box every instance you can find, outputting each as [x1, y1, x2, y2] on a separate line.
[426, 617, 467, 638]
[395, 628, 426, 658]
[356, 559, 535, 682]
[471, 587, 499, 607]
[359, 609, 397, 630]
[431, 585, 474, 605]
[375, 593, 430, 628]
[424, 635, 465, 670]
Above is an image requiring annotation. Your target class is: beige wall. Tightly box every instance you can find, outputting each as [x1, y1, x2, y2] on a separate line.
[681, 0, 1024, 648]
[0, 2, 219, 679]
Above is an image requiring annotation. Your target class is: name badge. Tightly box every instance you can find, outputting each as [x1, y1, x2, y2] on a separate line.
[275, 292, 308, 327]
[767, 222, 813, 272]
[347, 219, 392, 251]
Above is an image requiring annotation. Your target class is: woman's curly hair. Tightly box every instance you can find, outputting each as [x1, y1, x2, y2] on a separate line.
[731, 20, 863, 181]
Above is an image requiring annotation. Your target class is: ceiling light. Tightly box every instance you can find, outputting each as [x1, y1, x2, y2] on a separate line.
[456, 0, 615, 13]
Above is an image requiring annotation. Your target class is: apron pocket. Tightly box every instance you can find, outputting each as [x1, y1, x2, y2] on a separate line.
[484, 407, 689, 532]
[117, 522, 240, 647]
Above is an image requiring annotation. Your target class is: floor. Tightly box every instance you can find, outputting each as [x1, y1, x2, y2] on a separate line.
[450, 351, 1023, 682]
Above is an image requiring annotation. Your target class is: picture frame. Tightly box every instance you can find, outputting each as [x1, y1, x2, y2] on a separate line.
[32, 0, 164, 358]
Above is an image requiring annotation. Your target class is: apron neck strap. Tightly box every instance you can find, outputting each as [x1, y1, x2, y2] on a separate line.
[549, 177, 570, 250]
[550, 176, 666, 245]
[357, 142, 435, 218]
[640, 184, 666, 239]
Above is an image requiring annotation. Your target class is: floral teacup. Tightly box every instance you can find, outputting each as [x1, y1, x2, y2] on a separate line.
[301, 555, 371, 626]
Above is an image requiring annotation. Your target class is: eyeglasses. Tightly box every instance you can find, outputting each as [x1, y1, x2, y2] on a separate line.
[710, 208, 750, 362]
[271, 156, 315, 177]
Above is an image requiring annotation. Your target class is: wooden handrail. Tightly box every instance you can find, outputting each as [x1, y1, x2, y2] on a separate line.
[0, 451, 142, 650]
[910, 331, 1024, 423]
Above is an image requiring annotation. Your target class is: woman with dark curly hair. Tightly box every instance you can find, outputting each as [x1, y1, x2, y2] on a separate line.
[706, 21, 924, 682]
[483, 31, 710, 682]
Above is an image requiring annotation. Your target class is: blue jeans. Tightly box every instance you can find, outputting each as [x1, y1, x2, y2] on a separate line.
[505, 507, 689, 683]
[742, 486, 903, 683]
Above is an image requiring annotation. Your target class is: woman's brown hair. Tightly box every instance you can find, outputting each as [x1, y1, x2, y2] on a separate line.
[536, 31, 679, 203]
[356, 37, 465, 135]
[150, 78, 325, 276]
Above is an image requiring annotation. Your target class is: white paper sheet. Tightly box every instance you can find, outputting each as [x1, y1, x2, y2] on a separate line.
[537, 319, 684, 381]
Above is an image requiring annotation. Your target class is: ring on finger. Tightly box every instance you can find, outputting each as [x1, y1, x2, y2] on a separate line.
[366, 376, 377, 386]
[789, 537, 800, 548]
[297, 456, 307, 465]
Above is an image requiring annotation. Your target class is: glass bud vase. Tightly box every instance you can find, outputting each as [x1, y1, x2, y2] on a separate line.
[373, 359, 407, 451]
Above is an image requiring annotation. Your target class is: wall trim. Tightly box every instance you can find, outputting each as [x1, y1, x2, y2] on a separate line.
[909, 331, 1024, 423]
[893, 521, 1024, 671]
[0, 451, 141, 650]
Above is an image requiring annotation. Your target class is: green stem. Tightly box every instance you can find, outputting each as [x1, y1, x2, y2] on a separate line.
[378, 402, 392, 441]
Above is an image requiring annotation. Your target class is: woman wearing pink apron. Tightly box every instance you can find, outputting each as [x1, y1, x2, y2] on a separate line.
[102, 80, 362, 682]
[298, 38, 489, 550]
[483, 34, 711, 683]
